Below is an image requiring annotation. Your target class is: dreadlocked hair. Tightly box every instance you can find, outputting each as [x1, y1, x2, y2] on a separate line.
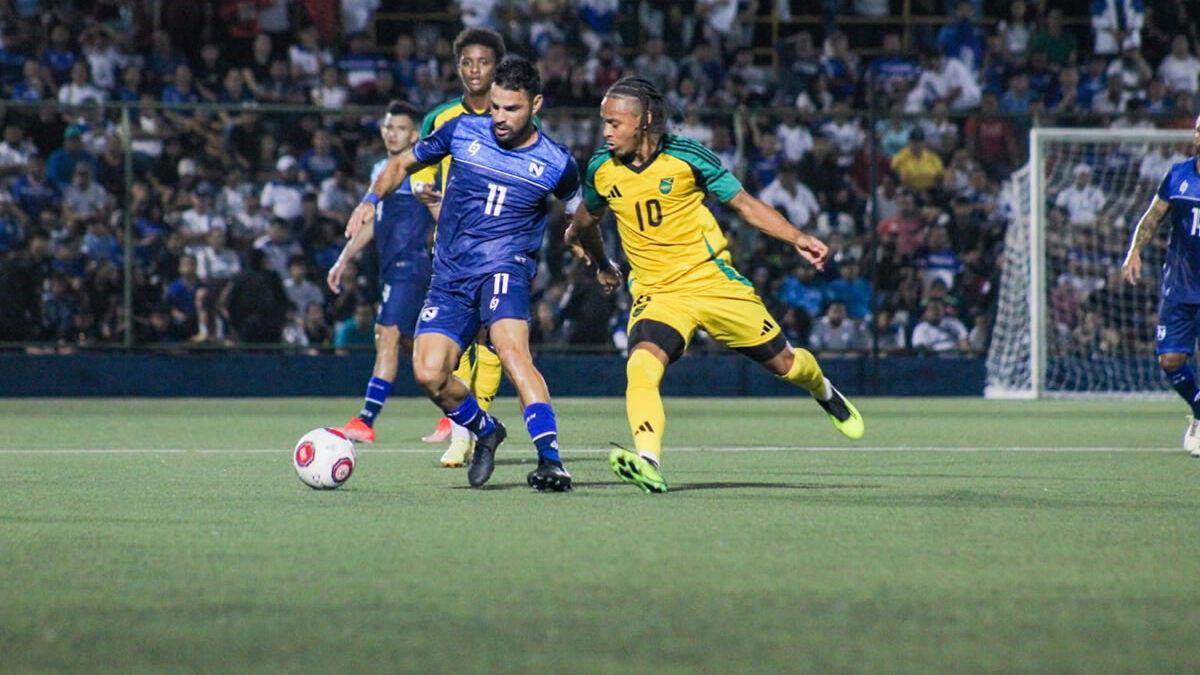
[605, 77, 668, 135]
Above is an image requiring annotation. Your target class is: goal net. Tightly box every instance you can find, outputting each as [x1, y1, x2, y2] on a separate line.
[985, 127, 1194, 399]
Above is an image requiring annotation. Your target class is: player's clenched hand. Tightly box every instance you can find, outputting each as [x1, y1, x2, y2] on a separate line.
[596, 261, 622, 294]
[345, 202, 374, 239]
[1121, 256, 1141, 285]
[793, 232, 830, 271]
[414, 183, 442, 206]
[563, 223, 587, 260]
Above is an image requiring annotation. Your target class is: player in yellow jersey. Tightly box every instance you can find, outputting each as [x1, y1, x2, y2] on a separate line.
[565, 77, 865, 493]
[410, 28, 507, 467]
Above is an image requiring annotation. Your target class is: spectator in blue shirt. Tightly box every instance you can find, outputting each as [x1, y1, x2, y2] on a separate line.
[161, 63, 200, 118]
[300, 129, 340, 187]
[1079, 55, 1109, 109]
[999, 73, 1036, 113]
[391, 34, 424, 90]
[827, 258, 873, 320]
[146, 29, 187, 90]
[41, 24, 79, 85]
[11, 156, 60, 222]
[46, 126, 96, 187]
[334, 302, 375, 355]
[868, 33, 920, 101]
[916, 226, 964, 292]
[937, 0, 984, 73]
[779, 263, 827, 321]
[165, 253, 201, 340]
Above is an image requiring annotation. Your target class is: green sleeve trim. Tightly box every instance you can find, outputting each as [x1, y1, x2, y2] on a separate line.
[420, 98, 461, 137]
[663, 136, 742, 203]
[582, 147, 611, 212]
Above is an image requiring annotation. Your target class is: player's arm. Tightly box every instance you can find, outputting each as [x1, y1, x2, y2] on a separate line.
[565, 154, 621, 292]
[327, 217, 375, 294]
[345, 149, 428, 237]
[726, 189, 830, 270]
[1122, 194, 1169, 285]
[565, 205, 621, 292]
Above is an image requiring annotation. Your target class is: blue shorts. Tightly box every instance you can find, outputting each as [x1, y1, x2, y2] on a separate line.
[1156, 299, 1200, 355]
[376, 259, 431, 336]
[415, 266, 531, 349]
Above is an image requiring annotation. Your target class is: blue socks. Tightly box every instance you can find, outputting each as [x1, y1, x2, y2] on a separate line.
[445, 398, 559, 464]
[359, 376, 393, 426]
[1165, 363, 1200, 417]
[524, 402, 560, 465]
[446, 395, 496, 438]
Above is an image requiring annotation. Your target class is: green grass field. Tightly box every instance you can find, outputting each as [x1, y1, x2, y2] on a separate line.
[3, 397, 1199, 674]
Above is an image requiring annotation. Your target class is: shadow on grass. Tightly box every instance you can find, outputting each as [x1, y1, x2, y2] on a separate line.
[670, 481, 882, 492]
[490, 456, 609, 467]
[448, 481, 882, 492]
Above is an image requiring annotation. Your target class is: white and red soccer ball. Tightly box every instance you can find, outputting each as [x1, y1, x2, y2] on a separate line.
[293, 428, 356, 489]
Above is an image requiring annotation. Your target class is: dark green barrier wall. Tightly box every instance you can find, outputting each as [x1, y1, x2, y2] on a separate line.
[0, 353, 985, 397]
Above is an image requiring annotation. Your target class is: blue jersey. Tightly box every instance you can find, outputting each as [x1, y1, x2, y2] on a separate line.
[370, 158, 434, 277]
[1156, 158, 1200, 303]
[410, 114, 581, 282]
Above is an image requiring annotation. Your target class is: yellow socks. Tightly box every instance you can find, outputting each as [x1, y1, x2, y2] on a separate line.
[626, 349, 666, 461]
[452, 347, 475, 391]
[780, 347, 829, 399]
[472, 344, 502, 412]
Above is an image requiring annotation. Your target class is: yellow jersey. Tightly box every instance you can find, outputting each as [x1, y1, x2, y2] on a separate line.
[583, 134, 746, 293]
[889, 145, 944, 192]
[410, 96, 489, 193]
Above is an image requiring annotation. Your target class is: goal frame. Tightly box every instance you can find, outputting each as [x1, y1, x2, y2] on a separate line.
[992, 127, 1195, 399]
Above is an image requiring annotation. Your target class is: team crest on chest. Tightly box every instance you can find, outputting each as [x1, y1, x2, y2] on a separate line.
[528, 161, 545, 177]
[659, 177, 674, 194]
[1182, 180, 1189, 194]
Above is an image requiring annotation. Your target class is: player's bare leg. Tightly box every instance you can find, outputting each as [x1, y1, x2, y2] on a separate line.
[438, 346, 477, 465]
[1160, 352, 1200, 456]
[489, 318, 571, 491]
[761, 344, 864, 440]
[428, 347, 473, 446]
[441, 328, 500, 467]
[340, 324, 411, 443]
[413, 332, 505, 487]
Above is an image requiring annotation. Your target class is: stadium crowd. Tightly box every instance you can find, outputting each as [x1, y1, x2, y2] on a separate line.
[0, 0, 1199, 357]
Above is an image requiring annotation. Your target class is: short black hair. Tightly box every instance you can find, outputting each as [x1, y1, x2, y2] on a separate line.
[385, 99, 420, 124]
[453, 28, 505, 61]
[493, 55, 542, 97]
[605, 77, 669, 134]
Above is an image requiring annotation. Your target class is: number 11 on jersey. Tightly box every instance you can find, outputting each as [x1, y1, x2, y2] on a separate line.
[485, 183, 508, 216]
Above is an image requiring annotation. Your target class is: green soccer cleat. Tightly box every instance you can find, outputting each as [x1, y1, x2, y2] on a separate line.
[609, 446, 667, 493]
[816, 381, 865, 440]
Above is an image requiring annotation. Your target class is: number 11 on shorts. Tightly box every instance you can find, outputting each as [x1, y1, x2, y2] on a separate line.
[493, 272, 510, 295]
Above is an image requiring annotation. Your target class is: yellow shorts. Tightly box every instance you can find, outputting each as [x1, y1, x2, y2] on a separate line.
[627, 271, 782, 355]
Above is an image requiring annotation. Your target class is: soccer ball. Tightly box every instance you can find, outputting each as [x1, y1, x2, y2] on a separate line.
[293, 428, 356, 489]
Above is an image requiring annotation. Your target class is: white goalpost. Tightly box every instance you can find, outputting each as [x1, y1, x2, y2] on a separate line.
[986, 127, 1195, 399]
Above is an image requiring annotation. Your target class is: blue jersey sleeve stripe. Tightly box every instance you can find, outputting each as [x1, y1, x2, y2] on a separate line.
[413, 116, 460, 165]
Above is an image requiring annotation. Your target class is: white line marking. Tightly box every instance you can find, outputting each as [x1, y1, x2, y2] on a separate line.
[0, 446, 1177, 454]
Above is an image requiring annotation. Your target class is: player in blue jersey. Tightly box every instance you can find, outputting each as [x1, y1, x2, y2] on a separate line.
[344, 56, 581, 491]
[329, 101, 434, 444]
[1122, 114, 1200, 456]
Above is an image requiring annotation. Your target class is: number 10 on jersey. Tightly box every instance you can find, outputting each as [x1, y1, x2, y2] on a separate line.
[635, 198, 663, 231]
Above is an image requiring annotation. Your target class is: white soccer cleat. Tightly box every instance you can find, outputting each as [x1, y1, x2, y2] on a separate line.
[1185, 416, 1200, 457]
